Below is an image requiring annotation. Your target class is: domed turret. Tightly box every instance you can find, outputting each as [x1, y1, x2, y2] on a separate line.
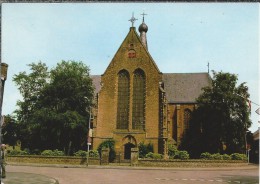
[139, 12, 148, 50]
[138, 22, 148, 33]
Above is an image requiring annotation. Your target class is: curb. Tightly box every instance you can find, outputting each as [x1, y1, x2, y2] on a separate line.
[7, 162, 259, 171]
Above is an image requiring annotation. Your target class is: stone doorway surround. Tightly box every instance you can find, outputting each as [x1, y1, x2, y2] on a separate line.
[122, 135, 137, 160]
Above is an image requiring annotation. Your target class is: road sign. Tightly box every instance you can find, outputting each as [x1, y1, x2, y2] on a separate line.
[87, 136, 92, 145]
[256, 108, 260, 115]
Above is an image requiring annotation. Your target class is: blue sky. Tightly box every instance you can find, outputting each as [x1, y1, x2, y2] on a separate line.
[2, 3, 259, 131]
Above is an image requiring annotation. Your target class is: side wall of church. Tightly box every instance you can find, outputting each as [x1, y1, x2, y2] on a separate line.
[167, 104, 196, 146]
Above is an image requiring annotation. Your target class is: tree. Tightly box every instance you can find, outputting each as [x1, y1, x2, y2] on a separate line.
[40, 61, 94, 154]
[180, 71, 251, 157]
[13, 62, 49, 149]
[13, 60, 94, 154]
[2, 115, 19, 149]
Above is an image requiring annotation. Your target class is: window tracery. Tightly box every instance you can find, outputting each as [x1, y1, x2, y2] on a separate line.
[184, 109, 191, 130]
[116, 70, 130, 129]
[132, 69, 146, 130]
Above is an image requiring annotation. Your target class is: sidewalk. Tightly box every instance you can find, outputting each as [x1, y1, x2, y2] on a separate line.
[2, 172, 58, 184]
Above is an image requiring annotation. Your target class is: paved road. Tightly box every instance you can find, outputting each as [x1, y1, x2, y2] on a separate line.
[2, 172, 58, 184]
[4, 165, 259, 184]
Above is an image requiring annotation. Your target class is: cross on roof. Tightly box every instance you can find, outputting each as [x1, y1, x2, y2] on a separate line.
[141, 12, 147, 22]
[129, 12, 138, 27]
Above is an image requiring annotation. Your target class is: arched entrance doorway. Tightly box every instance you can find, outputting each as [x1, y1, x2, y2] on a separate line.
[124, 143, 135, 159]
[122, 135, 137, 160]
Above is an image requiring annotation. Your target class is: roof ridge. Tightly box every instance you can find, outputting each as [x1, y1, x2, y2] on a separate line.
[163, 72, 209, 75]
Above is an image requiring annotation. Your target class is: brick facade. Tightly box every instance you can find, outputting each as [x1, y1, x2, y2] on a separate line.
[93, 27, 163, 159]
[91, 25, 211, 160]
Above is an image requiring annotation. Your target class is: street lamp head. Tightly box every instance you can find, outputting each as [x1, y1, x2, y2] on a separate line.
[1, 63, 8, 81]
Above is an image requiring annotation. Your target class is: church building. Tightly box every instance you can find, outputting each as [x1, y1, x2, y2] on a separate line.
[90, 14, 211, 159]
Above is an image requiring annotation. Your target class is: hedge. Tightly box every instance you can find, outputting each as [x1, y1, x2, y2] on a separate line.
[200, 152, 247, 160]
[41, 149, 65, 156]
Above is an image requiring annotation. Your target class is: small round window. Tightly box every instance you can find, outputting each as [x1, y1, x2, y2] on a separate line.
[128, 49, 136, 58]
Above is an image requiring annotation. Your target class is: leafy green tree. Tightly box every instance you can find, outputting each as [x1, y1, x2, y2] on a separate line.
[13, 62, 49, 149]
[2, 115, 19, 149]
[42, 61, 93, 114]
[39, 61, 94, 154]
[13, 60, 94, 154]
[180, 71, 251, 157]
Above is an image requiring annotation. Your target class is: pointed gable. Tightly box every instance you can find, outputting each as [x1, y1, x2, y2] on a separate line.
[103, 27, 160, 75]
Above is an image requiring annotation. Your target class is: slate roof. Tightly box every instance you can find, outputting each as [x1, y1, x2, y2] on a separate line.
[91, 75, 101, 95]
[91, 73, 211, 103]
[162, 73, 211, 103]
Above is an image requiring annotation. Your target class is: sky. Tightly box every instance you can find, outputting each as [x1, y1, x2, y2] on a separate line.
[2, 3, 259, 132]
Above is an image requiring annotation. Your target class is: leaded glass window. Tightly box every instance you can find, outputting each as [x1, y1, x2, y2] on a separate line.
[184, 109, 191, 130]
[132, 69, 146, 130]
[117, 70, 130, 129]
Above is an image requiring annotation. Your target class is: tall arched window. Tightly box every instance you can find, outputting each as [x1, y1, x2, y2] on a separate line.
[132, 69, 146, 130]
[117, 70, 130, 129]
[184, 109, 192, 130]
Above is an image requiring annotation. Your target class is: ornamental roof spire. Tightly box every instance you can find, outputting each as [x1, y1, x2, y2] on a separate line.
[141, 12, 147, 23]
[138, 12, 148, 50]
[129, 12, 138, 27]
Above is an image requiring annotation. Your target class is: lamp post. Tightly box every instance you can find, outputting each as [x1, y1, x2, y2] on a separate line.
[86, 106, 91, 167]
[84, 97, 92, 166]
[244, 130, 250, 164]
[0, 63, 8, 182]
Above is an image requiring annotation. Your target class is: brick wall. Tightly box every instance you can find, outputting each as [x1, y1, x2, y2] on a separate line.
[7, 155, 100, 165]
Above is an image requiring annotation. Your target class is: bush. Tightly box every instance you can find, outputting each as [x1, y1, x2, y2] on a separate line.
[222, 154, 231, 160]
[74, 150, 88, 157]
[176, 151, 189, 160]
[152, 153, 163, 159]
[8, 149, 29, 155]
[138, 142, 153, 158]
[41, 149, 65, 156]
[168, 144, 179, 158]
[52, 149, 65, 156]
[145, 152, 154, 159]
[231, 153, 247, 160]
[145, 152, 163, 159]
[89, 150, 99, 158]
[74, 150, 99, 158]
[211, 153, 223, 160]
[200, 152, 212, 160]
[97, 139, 116, 162]
[41, 150, 53, 156]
